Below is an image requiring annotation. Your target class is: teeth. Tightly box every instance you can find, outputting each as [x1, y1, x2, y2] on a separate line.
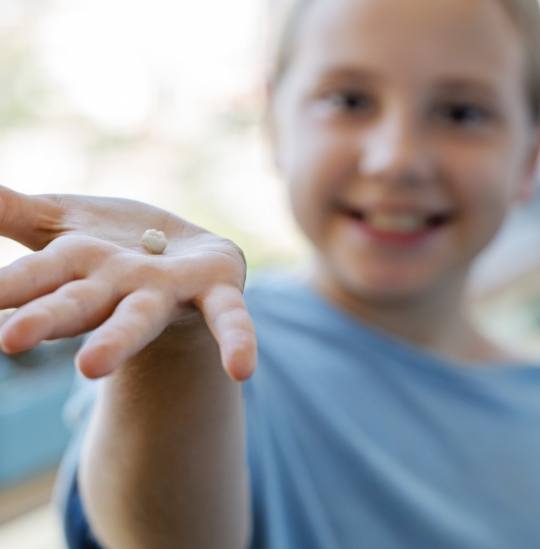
[367, 213, 425, 232]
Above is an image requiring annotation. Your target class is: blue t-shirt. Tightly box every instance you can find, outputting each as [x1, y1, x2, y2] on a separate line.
[58, 273, 540, 548]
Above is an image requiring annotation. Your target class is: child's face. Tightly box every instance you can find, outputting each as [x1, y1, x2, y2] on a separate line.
[271, 0, 540, 303]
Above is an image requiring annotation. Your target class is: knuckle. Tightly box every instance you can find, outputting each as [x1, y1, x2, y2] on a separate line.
[221, 238, 247, 267]
[48, 235, 113, 270]
[113, 292, 164, 336]
[46, 233, 82, 250]
[14, 304, 51, 328]
[123, 262, 168, 291]
[132, 290, 161, 316]
[217, 305, 253, 331]
[60, 283, 98, 316]
[60, 281, 88, 301]
[94, 322, 131, 348]
[205, 239, 247, 287]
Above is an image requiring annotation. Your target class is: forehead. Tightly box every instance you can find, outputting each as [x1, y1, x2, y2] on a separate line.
[290, 0, 526, 88]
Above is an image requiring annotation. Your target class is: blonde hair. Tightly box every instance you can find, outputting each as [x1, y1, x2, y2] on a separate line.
[268, 0, 540, 122]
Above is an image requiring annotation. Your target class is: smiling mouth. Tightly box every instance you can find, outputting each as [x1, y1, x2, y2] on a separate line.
[339, 207, 455, 234]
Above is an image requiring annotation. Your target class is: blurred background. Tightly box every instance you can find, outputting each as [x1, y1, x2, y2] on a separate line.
[0, 1, 539, 548]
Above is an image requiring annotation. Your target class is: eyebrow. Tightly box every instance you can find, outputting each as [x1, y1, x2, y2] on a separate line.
[314, 66, 383, 84]
[431, 78, 501, 99]
[313, 67, 502, 99]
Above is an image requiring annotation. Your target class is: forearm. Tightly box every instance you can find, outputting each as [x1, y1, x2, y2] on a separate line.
[78, 319, 250, 549]
[0, 188, 255, 546]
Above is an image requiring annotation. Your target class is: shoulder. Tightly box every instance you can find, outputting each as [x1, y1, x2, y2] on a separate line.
[244, 269, 309, 310]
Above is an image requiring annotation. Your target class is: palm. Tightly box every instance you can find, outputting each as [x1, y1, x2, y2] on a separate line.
[0, 186, 256, 382]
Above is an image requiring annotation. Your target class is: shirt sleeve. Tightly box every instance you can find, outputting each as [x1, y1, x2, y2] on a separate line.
[53, 370, 103, 548]
[63, 468, 105, 549]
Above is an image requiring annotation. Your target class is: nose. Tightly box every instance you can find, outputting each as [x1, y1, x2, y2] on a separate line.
[359, 110, 433, 186]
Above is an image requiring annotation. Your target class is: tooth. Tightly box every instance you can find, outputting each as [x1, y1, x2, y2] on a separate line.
[368, 214, 425, 232]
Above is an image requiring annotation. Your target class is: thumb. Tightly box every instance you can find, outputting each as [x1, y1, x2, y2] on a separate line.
[0, 185, 64, 250]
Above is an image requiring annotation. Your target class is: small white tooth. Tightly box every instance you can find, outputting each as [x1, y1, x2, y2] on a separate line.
[368, 214, 425, 232]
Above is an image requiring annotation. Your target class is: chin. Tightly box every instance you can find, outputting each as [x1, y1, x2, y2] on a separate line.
[345, 282, 429, 306]
[338, 266, 447, 305]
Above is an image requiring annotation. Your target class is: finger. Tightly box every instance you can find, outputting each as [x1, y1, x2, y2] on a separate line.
[0, 247, 78, 310]
[0, 279, 117, 354]
[197, 284, 257, 382]
[0, 185, 63, 250]
[0, 309, 15, 330]
[75, 289, 173, 379]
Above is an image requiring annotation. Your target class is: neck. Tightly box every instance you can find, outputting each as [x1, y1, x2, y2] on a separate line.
[306, 261, 508, 365]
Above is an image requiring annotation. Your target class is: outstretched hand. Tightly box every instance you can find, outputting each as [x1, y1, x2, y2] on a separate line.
[0, 186, 256, 381]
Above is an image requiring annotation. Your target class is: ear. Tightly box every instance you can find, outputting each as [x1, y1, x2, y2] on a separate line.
[515, 127, 540, 204]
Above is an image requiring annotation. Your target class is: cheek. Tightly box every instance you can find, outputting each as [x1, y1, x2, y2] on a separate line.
[450, 146, 523, 247]
[287, 173, 327, 243]
[285, 133, 357, 239]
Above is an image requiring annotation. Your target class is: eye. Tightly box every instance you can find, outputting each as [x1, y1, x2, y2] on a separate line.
[435, 102, 493, 127]
[327, 91, 374, 114]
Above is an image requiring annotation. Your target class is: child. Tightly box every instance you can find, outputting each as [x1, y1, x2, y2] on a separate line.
[2, 0, 540, 546]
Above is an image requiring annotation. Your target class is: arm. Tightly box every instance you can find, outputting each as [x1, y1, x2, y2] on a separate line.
[0, 187, 256, 548]
[80, 318, 251, 549]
